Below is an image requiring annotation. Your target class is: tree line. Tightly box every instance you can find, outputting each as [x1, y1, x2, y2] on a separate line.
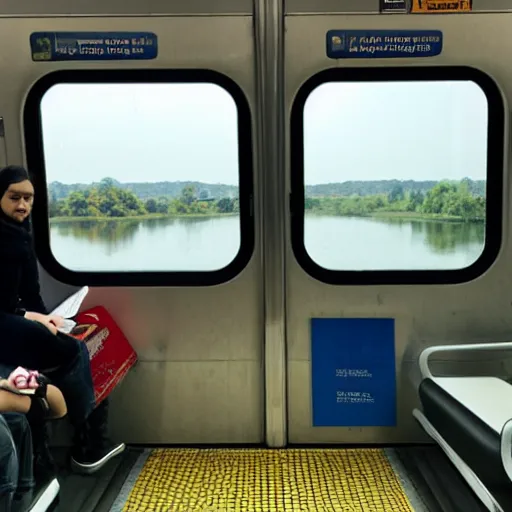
[48, 177, 485, 222]
[305, 178, 485, 198]
[48, 177, 486, 201]
[306, 180, 485, 222]
[49, 178, 239, 219]
[49, 179, 238, 201]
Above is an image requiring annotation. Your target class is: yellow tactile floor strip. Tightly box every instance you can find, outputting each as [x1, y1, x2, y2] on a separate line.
[120, 448, 414, 512]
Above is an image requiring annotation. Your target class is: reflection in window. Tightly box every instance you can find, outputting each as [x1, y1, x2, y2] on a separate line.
[302, 81, 488, 271]
[40, 83, 241, 272]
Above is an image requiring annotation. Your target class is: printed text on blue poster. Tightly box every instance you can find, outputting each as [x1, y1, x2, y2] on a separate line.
[30, 32, 158, 61]
[326, 30, 442, 59]
[311, 318, 396, 427]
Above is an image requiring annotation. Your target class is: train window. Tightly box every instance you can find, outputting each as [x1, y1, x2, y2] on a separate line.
[290, 67, 504, 285]
[24, 70, 254, 286]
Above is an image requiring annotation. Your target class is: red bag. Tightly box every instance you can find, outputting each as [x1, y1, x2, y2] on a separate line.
[69, 306, 137, 405]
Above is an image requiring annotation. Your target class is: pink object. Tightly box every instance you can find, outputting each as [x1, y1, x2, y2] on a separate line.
[7, 367, 39, 390]
[27, 371, 40, 389]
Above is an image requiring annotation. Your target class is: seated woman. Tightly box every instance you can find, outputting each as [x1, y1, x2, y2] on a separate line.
[0, 368, 66, 512]
[0, 165, 125, 476]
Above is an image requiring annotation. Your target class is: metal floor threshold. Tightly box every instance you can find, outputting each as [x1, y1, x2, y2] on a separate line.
[394, 446, 488, 512]
[52, 448, 142, 512]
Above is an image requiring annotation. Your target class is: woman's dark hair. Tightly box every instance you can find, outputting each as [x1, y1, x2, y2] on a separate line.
[0, 165, 31, 199]
[0, 165, 33, 231]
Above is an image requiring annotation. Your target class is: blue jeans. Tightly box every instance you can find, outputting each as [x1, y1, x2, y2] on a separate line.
[45, 339, 96, 427]
[0, 414, 35, 511]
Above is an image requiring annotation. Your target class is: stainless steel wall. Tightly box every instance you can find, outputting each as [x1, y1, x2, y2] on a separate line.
[0, 8, 264, 445]
[284, 10, 512, 444]
[0, 0, 510, 447]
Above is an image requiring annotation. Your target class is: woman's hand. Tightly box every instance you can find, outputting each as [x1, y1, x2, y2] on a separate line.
[47, 314, 65, 328]
[0, 379, 15, 391]
[24, 311, 58, 335]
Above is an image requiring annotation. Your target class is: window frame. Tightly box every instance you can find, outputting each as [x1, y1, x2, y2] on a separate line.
[23, 69, 254, 287]
[290, 66, 504, 285]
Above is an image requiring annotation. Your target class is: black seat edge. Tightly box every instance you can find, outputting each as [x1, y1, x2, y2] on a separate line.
[419, 378, 510, 487]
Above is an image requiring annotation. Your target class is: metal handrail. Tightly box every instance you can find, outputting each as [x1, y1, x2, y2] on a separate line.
[418, 342, 512, 379]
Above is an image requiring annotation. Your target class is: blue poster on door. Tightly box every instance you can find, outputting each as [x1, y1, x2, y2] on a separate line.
[311, 318, 396, 427]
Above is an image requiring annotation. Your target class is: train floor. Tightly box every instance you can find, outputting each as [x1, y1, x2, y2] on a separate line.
[48, 445, 490, 512]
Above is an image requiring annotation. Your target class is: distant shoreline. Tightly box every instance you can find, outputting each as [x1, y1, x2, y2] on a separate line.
[49, 178, 485, 224]
[48, 210, 483, 224]
[306, 211, 485, 223]
[49, 212, 237, 223]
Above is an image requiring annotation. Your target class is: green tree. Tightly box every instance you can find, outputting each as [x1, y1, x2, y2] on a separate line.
[48, 191, 64, 217]
[388, 185, 404, 203]
[155, 198, 169, 214]
[181, 186, 196, 206]
[56, 182, 147, 218]
[98, 177, 117, 191]
[217, 197, 234, 213]
[66, 191, 89, 217]
[305, 197, 321, 210]
[406, 190, 424, 212]
[422, 182, 456, 214]
[145, 198, 157, 213]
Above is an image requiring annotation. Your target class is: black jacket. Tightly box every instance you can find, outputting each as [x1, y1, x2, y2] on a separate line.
[0, 219, 47, 315]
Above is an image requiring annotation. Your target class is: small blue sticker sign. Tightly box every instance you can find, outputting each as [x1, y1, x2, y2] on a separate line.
[311, 318, 396, 427]
[30, 32, 158, 61]
[326, 30, 442, 59]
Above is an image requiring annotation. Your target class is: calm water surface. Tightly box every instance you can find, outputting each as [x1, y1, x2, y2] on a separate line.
[49, 214, 484, 272]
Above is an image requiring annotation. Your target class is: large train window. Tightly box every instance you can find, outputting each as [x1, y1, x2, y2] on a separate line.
[290, 67, 504, 285]
[24, 70, 254, 286]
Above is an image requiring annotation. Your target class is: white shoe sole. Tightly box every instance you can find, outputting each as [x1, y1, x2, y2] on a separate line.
[71, 443, 126, 474]
[29, 477, 60, 512]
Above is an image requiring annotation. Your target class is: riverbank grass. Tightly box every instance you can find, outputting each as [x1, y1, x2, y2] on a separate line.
[306, 210, 484, 223]
[49, 212, 237, 223]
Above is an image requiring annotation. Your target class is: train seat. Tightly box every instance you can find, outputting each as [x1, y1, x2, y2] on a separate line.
[412, 342, 512, 512]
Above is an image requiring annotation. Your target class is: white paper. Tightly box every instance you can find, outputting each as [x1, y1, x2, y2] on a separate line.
[50, 286, 89, 333]
[15, 388, 36, 395]
[57, 318, 77, 334]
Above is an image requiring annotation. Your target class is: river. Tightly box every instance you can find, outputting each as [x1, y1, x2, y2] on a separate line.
[49, 214, 485, 272]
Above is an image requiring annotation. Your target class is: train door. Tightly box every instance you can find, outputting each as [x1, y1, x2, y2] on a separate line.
[0, 0, 264, 445]
[282, 2, 509, 446]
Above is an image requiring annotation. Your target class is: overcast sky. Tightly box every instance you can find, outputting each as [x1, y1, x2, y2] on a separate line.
[40, 80, 488, 186]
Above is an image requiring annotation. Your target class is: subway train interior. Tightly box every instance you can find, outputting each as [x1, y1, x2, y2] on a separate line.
[1, 0, 512, 510]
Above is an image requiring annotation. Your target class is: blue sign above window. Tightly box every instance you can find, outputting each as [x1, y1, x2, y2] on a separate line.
[326, 30, 442, 59]
[30, 32, 158, 61]
[311, 318, 397, 427]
